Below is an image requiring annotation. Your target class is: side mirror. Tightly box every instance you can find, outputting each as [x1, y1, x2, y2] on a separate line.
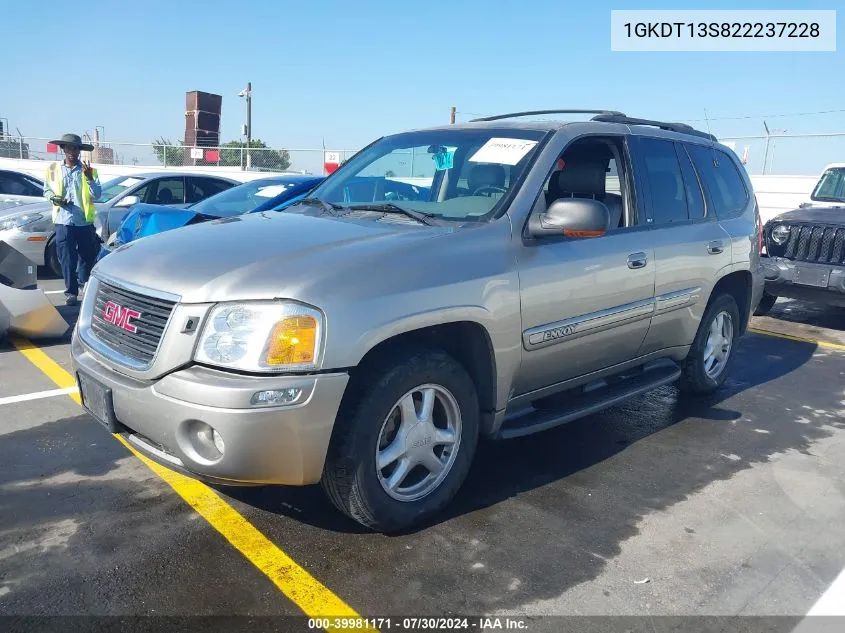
[115, 195, 140, 208]
[529, 198, 610, 238]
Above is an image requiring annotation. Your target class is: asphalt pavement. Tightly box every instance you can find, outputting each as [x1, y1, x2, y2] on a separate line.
[1, 279, 844, 633]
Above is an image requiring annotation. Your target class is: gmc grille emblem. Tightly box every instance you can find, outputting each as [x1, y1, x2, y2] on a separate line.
[102, 300, 141, 333]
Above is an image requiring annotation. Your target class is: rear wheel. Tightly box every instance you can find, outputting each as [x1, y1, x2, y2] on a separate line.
[753, 292, 777, 316]
[45, 237, 61, 278]
[680, 293, 741, 395]
[321, 348, 479, 532]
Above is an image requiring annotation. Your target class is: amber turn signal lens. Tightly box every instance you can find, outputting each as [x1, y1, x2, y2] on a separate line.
[264, 315, 317, 365]
[563, 229, 605, 238]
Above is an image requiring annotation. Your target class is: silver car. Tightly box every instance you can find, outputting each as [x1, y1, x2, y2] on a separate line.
[71, 110, 764, 532]
[0, 172, 237, 275]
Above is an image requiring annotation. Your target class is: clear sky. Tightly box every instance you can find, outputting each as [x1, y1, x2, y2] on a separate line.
[2, 0, 842, 174]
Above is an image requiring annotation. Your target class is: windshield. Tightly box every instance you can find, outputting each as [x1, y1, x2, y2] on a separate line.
[303, 128, 548, 222]
[97, 176, 145, 203]
[811, 167, 845, 203]
[191, 178, 302, 217]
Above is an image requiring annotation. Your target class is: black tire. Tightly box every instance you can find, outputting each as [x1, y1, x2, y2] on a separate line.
[321, 347, 479, 533]
[679, 293, 741, 395]
[753, 292, 777, 316]
[46, 237, 62, 278]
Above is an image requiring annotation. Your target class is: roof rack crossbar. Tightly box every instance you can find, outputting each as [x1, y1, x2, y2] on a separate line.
[470, 109, 626, 122]
[590, 114, 718, 142]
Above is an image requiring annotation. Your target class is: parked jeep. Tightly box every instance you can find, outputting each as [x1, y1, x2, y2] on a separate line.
[756, 163, 845, 315]
[71, 110, 764, 532]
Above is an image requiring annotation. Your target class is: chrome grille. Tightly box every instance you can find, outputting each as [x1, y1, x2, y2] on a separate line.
[89, 281, 176, 365]
[783, 223, 845, 265]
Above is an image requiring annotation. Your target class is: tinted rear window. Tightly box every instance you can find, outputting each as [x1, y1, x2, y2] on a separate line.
[639, 137, 689, 225]
[685, 144, 749, 218]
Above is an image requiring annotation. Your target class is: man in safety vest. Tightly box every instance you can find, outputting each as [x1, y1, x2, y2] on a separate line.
[43, 133, 102, 306]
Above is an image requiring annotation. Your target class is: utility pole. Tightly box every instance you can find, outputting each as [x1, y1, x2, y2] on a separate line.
[239, 82, 252, 169]
[761, 120, 786, 175]
[762, 121, 771, 175]
[450, 106, 456, 124]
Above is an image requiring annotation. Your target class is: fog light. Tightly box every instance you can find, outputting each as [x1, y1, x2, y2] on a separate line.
[251, 388, 302, 406]
[212, 429, 225, 454]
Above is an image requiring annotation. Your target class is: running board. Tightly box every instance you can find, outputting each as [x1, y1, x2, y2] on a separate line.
[496, 360, 681, 439]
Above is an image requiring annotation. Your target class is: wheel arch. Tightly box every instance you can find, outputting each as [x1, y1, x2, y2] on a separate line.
[709, 269, 753, 334]
[346, 318, 499, 435]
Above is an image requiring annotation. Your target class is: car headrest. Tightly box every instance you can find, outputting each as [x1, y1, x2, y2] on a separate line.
[468, 164, 506, 193]
[157, 188, 173, 204]
[555, 162, 606, 197]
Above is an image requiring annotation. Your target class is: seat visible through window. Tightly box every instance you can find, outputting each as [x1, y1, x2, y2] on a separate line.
[547, 160, 623, 229]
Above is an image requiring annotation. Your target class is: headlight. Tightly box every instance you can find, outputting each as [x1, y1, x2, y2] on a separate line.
[771, 224, 791, 245]
[194, 301, 324, 372]
[0, 212, 45, 232]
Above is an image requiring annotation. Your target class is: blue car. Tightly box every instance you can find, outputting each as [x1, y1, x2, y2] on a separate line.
[98, 174, 324, 260]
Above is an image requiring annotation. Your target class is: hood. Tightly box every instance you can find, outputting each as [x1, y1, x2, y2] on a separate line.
[0, 199, 51, 218]
[0, 202, 53, 222]
[115, 204, 215, 245]
[93, 210, 452, 303]
[770, 205, 845, 225]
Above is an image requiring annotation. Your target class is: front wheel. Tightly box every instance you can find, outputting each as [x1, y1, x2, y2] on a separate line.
[46, 237, 62, 278]
[321, 348, 479, 532]
[680, 293, 741, 395]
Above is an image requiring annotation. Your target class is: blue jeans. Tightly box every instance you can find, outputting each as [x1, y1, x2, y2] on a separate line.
[55, 223, 99, 296]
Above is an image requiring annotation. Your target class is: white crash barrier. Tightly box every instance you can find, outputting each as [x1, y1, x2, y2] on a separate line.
[0, 241, 68, 340]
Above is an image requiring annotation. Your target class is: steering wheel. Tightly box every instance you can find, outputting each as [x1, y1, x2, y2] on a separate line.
[472, 185, 508, 197]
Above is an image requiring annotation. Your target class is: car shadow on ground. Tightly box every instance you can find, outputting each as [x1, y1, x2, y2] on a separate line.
[751, 298, 845, 347]
[222, 331, 838, 542]
[1, 329, 841, 614]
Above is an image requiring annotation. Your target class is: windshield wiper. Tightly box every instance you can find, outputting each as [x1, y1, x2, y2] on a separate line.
[346, 203, 439, 226]
[297, 197, 344, 216]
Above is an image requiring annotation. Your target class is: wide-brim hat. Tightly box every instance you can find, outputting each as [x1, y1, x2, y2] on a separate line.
[50, 133, 94, 151]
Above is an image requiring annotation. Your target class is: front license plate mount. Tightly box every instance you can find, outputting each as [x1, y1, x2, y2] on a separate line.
[77, 372, 121, 433]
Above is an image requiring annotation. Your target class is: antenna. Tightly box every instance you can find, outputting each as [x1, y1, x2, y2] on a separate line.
[703, 108, 719, 167]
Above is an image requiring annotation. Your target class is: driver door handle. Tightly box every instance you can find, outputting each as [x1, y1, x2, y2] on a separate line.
[627, 252, 648, 269]
[707, 240, 724, 255]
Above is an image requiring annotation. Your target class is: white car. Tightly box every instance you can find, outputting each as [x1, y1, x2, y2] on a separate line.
[0, 169, 44, 212]
[799, 163, 845, 210]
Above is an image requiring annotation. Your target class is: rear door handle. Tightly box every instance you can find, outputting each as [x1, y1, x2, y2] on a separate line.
[627, 252, 648, 269]
[707, 240, 724, 254]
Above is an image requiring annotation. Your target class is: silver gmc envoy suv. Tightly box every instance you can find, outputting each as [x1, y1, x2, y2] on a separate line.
[71, 110, 764, 532]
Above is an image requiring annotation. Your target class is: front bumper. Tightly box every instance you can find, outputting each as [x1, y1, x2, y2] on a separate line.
[760, 256, 845, 307]
[0, 228, 49, 267]
[71, 332, 349, 486]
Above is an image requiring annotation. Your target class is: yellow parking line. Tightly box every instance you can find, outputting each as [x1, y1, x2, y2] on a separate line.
[748, 327, 845, 352]
[11, 336, 376, 633]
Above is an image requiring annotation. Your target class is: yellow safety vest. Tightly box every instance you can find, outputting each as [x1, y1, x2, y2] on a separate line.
[45, 162, 98, 224]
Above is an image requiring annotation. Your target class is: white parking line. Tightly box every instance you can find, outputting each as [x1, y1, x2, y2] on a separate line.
[42, 290, 65, 295]
[791, 566, 845, 633]
[0, 386, 78, 406]
[807, 566, 845, 616]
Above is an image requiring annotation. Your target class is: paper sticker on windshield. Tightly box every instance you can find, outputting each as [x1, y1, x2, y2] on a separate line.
[119, 177, 142, 187]
[255, 184, 289, 198]
[469, 138, 538, 165]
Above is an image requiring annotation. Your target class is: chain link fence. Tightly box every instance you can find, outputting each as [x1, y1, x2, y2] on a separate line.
[4, 132, 845, 178]
[0, 136, 360, 176]
[714, 132, 845, 176]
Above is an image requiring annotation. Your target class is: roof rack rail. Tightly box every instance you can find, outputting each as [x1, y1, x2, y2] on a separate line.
[590, 113, 718, 142]
[469, 109, 626, 122]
